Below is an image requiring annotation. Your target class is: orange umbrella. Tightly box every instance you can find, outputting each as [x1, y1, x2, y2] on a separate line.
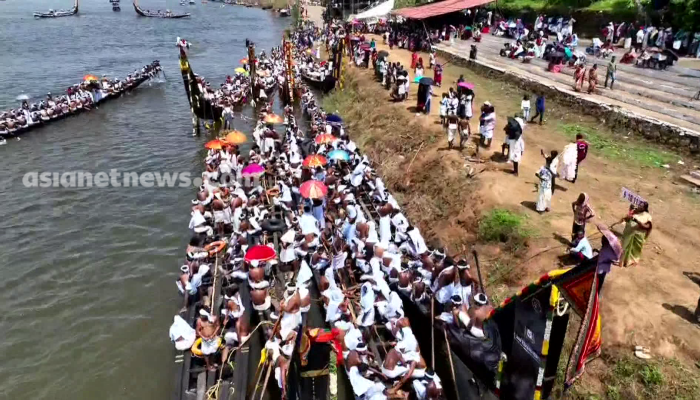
[300, 180, 328, 199]
[204, 139, 226, 150]
[223, 130, 247, 145]
[303, 154, 328, 168]
[314, 134, 338, 145]
[240, 58, 249, 64]
[263, 113, 284, 124]
[83, 74, 98, 82]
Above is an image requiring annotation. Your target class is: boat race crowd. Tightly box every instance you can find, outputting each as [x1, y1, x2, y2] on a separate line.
[6, 1, 697, 399]
[0, 62, 162, 138]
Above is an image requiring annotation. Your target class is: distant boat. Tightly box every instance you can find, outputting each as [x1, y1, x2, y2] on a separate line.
[34, 0, 78, 18]
[111, 0, 121, 11]
[133, 0, 191, 18]
[278, 8, 289, 16]
[189, 0, 195, 4]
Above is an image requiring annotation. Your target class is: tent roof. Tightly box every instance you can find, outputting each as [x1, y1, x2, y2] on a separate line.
[350, 0, 395, 21]
[392, 0, 494, 20]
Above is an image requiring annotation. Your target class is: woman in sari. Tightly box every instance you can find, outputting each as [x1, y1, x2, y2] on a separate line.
[616, 202, 652, 267]
[411, 51, 418, 69]
[573, 64, 586, 92]
[434, 63, 443, 87]
[587, 64, 598, 94]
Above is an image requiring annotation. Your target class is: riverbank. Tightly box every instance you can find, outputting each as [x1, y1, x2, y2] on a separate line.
[324, 40, 700, 399]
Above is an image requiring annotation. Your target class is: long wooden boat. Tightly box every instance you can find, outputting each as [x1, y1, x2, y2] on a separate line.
[1, 61, 161, 138]
[133, 0, 191, 18]
[178, 47, 224, 121]
[300, 70, 336, 94]
[34, 0, 78, 18]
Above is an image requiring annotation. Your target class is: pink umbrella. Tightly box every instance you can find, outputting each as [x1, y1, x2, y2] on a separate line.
[241, 163, 265, 177]
[458, 81, 475, 90]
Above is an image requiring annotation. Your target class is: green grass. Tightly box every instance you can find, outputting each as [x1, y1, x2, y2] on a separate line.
[559, 123, 676, 168]
[478, 208, 532, 250]
[495, 0, 548, 11]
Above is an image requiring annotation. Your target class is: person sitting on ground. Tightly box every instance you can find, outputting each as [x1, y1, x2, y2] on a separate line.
[569, 230, 593, 261]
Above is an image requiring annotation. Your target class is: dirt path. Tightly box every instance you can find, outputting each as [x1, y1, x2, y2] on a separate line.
[346, 35, 700, 369]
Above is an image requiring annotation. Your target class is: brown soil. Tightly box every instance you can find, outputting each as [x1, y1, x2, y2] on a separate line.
[326, 35, 700, 396]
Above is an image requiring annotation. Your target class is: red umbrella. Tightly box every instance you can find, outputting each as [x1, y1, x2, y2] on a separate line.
[303, 154, 328, 168]
[245, 245, 277, 263]
[300, 180, 328, 199]
[314, 134, 338, 145]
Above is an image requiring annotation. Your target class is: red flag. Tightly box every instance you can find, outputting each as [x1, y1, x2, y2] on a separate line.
[564, 273, 602, 387]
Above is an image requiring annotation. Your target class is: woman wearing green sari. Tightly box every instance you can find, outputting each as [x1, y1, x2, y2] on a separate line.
[615, 202, 653, 267]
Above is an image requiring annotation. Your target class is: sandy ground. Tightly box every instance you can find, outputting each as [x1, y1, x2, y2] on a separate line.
[303, 3, 324, 25]
[349, 35, 700, 368]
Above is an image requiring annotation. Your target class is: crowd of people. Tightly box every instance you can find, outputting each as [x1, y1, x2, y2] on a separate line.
[1, 61, 162, 137]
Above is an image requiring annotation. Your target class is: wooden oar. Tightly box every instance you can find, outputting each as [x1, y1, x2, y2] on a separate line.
[443, 327, 460, 398]
[430, 297, 435, 370]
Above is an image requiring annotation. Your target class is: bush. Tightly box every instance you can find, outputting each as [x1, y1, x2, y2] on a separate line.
[478, 208, 531, 250]
[639, 365, 664, 387]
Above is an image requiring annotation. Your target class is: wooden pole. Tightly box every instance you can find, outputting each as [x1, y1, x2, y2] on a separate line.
[444, 328, 460, 398]
[430, 297, 435, 370]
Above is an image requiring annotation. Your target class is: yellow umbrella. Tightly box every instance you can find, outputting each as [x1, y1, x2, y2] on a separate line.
[263, 114, 284, 124]
[223, 130, 247, 145]
[234, 67, 247, 74]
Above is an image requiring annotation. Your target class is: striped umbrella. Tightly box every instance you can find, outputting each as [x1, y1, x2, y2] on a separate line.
[303, 154, 328, 168]
[204, 139, 226, 150]
[241, 163, 265, 177]
[314, 134, 338, 145]
[327, 149, 350, 161]
[300, 180, 328, 199]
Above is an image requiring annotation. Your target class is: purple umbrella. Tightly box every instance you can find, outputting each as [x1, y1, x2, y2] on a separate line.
[458, 81, 475, 90]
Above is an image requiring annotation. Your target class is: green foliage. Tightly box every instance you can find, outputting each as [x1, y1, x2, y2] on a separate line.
[668, 0, 700, 32]
[585, 0, 636, 12]
[559, 124, 676, 168]
[639, 365, 664, 387]
[478, 208, 531, 250]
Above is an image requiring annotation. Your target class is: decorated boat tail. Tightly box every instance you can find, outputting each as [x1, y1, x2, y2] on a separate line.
[1, 61, 163, 138]
[34, 0, 78, 18]
[133, 0, 191, 18]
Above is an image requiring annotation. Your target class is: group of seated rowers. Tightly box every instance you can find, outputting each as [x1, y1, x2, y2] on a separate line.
[168, 82, 491, 400]
[1, 61, 162, 135]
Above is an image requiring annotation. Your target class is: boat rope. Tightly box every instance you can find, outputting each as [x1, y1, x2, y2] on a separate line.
[205, 319, 276, 400]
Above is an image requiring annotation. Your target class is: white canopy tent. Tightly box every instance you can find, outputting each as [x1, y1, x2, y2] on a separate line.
[347, 0, 394, 22]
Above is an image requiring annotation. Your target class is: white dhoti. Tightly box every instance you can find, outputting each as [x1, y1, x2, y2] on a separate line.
[536, 185, 552, 212]
[200, 337, 221, 355]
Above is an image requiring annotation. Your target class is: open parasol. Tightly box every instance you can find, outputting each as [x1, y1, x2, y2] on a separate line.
[204, 139, 226, 150]
[314, 134, 337, 145]
[458, 81, 475, 90]
[300, 180, 328, 199]
[378, 50, 389, 58]
[16, 94, 30, 101]
[241, 163, 265, 177]
[245, 245, 277, 262]
[413, 76, 422, 83]
[83, 74, 99, 82]
[263, 113, 284, 124]
[327, 149, 350, 161]
[223, 130, 247, 145]
[303, 154, 328, 168]
[419, 77, 434, 85]
[326, 114, 343, 124]
[239, 58, 249, 64]
[234, 67, 248, 75]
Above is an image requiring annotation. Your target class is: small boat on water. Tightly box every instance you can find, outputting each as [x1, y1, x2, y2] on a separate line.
[133, 0, 191, 18]
[189, 0, 196, 4]
[111, 0, 121, 11]
[1, 61, 162, 138]
[34, 0, 78, 18]
[278, 8, 289, 16]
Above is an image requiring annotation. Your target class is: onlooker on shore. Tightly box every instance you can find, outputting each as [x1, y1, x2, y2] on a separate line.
[571, 193, 595, 241]
[530, 94, 545, 125]
[604, 56, 617, 90]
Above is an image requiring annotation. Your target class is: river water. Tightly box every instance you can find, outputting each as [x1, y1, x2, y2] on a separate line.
[0, 1, 290, 398]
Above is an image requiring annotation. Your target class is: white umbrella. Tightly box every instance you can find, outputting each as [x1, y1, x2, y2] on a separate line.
[16, 94, 29, 101]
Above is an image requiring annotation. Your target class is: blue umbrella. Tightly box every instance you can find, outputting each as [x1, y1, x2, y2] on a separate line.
[326, 114, 343, 124]
[328, 149, 350, 161]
